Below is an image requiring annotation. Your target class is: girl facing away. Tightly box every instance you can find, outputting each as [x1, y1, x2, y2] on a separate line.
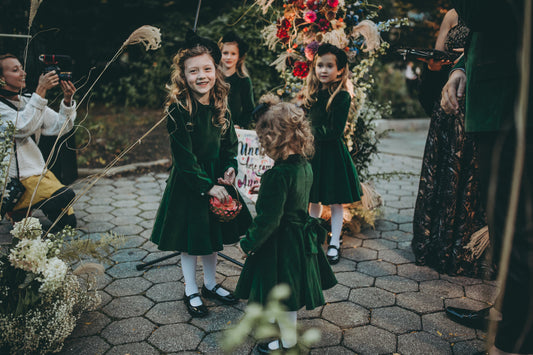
[234, 94, 337, 354]
[150, 32, 251, 318]
[303, 43, 363, 265]
[219, 31, 255, 129]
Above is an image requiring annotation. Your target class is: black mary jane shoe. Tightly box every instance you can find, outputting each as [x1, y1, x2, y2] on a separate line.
[256, 341, 297, 354]
[445, 306, 492, 330]
[201, 284, 239, 305]
[184, 292, 208, 318]
[327, 245, 340, 265]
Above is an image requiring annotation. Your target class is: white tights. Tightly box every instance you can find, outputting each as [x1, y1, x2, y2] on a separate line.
[181, 252, 229, 306]
[267, 311, 298, 350]
[309, 203, 343, 256]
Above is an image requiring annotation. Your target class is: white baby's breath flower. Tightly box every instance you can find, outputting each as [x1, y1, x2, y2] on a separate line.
[38, 257, 68, 293]
[11, 217, 42, 240]
[8, 237, 49, 273]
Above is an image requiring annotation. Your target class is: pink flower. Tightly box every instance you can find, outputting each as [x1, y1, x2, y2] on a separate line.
[303, 10, 317, 23]
[306, 0, 318, 10]
[327, 0, 339, 7]
[305, 41, 320, 61]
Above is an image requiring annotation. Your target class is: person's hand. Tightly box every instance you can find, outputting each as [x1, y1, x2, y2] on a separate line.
[35, 71, 59, 98]
[60, 80, 76, 106]
[217, 167, 235, 186]
[440, 69, 466, 115]
[208, 185, 230, 203]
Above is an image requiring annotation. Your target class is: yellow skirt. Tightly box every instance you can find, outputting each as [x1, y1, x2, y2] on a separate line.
[14, 171, 74, 215]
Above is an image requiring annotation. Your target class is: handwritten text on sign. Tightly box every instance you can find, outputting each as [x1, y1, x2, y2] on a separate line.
[235, 128, 274, 203]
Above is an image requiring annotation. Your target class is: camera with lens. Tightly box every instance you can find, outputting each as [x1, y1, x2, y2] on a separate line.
[39, 54, 73, 81]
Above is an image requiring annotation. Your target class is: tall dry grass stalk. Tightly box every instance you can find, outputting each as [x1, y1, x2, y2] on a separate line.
[351, 20, 381, 53]
[28, 0, 44, 28]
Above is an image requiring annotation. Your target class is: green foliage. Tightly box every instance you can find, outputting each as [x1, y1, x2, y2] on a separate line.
[60, 231, 125, 263]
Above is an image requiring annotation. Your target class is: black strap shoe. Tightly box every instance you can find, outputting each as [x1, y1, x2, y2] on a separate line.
[201, 284, 239, 305]
[327, 245, 340, 265]
[184, 292, 208, 318]
[445, 306, 492, 330]
[256, 340, 298, 354]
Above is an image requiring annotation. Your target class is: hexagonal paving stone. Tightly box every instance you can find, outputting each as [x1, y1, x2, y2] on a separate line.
[138, 194, 163, 203]
[139, 210, 158, 220]
[105, 276, 152, 297]
[422, 312, 477, 342]
[465, 283, 498, 303]
[299, 306, 323, 319]
[146, 281, 184, 302]
[148, 323, 205, 352]
[102, 295, 154, 318]
[386, 199, 414, 210]
[350, 287, 395, 309]
[396, 291, 444, 314]
[106, 261, 145, 278]
[374, 219, 398, 231]
[191, 305, 243, 331]
[59, 335, 110, 355]
[111, 198, 139, 208]
[378, 249, 416, 264]
[109, 248, 148, 263]
[398, 222, 414, 234]
[86, 221, 115, 233]
[105, 342, 160, 355]
[381, 230, 413, 242]
[381, 212, 413, 224]
[310, 346, 357, 354]
[343, 325, 396, 354]
[398, 331, 452, 355]
[371, 306, 421, 333]
[145, 301, 191, 324]
[113, 225, 144, 236]
[300, 318, 342, 348]
[115, 236, 146, 249]
[397, 263, 440, 282]
[87, 197, 115, 206]
[138, 202, 160, 211]
[335, 271, 374, 288]
[101, 317, 156, 345]
[444, 297, 492, 311]
[323, 283, 350, 303]
[362, 239, 397, 250]
[342, 235, 363, 248]
[357, 260, 396, 277]
[451, 339, 487, 354]
[343, 246, 378, 262]
[419, 280, 464, 299]
[375, 275, 418, 293]
[322, 302, 369, 327]
[81, 212, 115, 223]
[142, 265, 183, 283]
[198, 331, 255, 355]
[440, 274, 483, 286]
[355, 228, 381, 240]
[113, 214, 143, 226]
[69, 311, 111, 338]
[85, 205, 115, 214]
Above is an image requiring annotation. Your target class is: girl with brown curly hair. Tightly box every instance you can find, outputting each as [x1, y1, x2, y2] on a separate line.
[150, 32, 251, 318]
[234, 94, 337, 353]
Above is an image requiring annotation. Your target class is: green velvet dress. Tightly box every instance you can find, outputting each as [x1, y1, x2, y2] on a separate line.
[226, 73, 255, 128]
[308, 90, 362, 205]
[235, 155, 337, 311]
[150, 102, 252, 255]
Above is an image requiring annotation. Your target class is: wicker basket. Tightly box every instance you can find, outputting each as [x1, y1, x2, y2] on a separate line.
[209, 186, 242, 222]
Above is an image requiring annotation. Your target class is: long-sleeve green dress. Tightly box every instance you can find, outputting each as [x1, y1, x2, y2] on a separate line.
[226, 73, 255, 128]
[150, 102, 252, 255]
[234, 155, 337, 311]
[308, 90, 362, 205]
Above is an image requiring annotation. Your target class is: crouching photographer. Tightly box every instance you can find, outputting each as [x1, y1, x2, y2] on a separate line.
[0, 53, 77, 231]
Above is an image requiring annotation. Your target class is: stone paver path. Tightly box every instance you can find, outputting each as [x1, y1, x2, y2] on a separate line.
[45, 130, 496, 354]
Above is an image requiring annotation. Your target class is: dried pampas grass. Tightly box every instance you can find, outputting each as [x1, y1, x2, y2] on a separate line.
[352, 20, 381, 52]
[464, 225, 490, 260]
[29, 0, 44, 27]
[360, 182, 383, 210]
[255, 0, 276, 14]
[270, 51, 304, 72]
[322, 29, 350, 49]
[123, 25, 162, 51]
[262, 24, 281, 51]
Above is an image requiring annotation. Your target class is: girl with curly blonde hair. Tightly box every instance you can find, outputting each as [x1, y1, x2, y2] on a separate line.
[151, 32, 251, 318]
[235, 94, 337, 353]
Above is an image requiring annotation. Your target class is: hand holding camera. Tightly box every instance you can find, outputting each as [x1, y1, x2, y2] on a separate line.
[36, 54, 76, 105]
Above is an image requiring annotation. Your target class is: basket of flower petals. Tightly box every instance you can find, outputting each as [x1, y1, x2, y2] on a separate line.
[209, 192, 242, 222]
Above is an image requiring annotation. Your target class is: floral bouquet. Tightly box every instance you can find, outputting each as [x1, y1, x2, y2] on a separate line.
[0, 217, 101, 354]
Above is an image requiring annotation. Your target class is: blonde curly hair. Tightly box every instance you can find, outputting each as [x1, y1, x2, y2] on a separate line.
[166, 45, 229, 129]
[255, 94, 314, 161]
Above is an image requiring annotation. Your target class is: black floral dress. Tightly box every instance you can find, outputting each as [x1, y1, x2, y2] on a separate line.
[412, 21, 490, 278]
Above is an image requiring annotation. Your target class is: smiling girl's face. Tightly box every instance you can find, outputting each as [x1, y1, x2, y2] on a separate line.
[183, 53, 216, 104]
[315, 53, 343, 86]
[220, 42, 239, 75]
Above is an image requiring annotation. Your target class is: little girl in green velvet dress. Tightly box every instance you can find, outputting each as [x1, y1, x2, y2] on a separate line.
[150, 32, 251, 318]
[235, 94, 337, 353]
[302, 43, 363, 265]
[219, 32, 255, 129]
